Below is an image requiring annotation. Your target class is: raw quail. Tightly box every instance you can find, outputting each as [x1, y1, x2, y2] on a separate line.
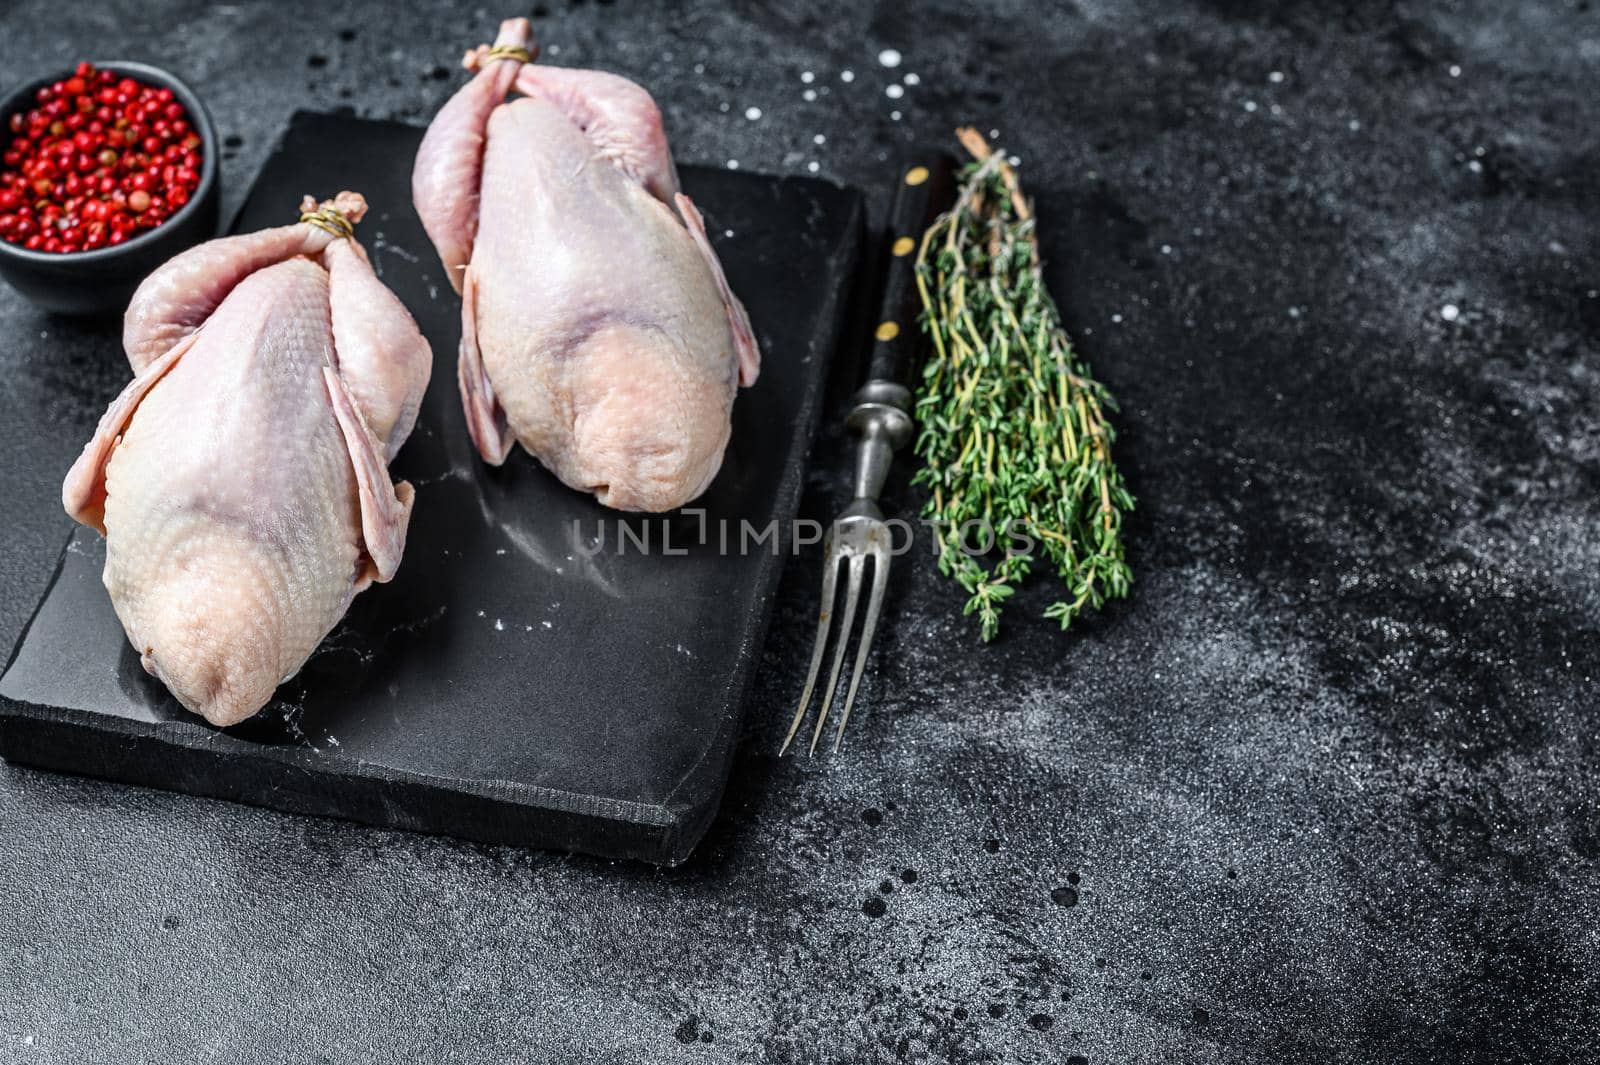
[62, 192, 432, 727]
[412, 17, 759, 512]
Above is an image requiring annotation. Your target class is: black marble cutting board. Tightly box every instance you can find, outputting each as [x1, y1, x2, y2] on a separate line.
[0, 111, 864, 865]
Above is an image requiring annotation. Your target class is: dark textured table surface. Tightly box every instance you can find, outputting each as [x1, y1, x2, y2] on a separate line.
[1, 2, 1596, 1062]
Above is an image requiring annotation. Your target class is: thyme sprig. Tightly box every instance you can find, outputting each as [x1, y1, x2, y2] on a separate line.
[912, 128, 1134, 641]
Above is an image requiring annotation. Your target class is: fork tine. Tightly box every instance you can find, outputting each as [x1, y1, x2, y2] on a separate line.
[809, 553, 866, 755]
[779, 539, 841, 756]
[833, 548, 890, 752]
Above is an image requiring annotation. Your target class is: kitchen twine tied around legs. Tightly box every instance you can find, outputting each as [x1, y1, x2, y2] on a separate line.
[298, 196, 357, 240]
[479, 43, 532, 64]
[462, 39, 536, 73]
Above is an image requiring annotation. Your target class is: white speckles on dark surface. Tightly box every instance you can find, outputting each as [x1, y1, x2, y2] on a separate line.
[1, 1, 1598, 1063]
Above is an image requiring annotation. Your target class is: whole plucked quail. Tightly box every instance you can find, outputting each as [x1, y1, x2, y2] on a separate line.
[412, 17, 759, 512]
[62, 192, 432, 726]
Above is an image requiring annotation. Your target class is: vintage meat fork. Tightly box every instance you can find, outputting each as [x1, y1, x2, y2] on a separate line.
[781, 151, 956, 755]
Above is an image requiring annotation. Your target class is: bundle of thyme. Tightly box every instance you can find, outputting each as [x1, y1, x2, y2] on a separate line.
[912, 128, 1134, 641]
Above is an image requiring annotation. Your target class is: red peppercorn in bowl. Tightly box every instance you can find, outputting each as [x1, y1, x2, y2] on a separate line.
[0, 60, 219, 316]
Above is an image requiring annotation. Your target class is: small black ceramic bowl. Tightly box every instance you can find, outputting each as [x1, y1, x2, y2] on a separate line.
[0, 61, 220, 317]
